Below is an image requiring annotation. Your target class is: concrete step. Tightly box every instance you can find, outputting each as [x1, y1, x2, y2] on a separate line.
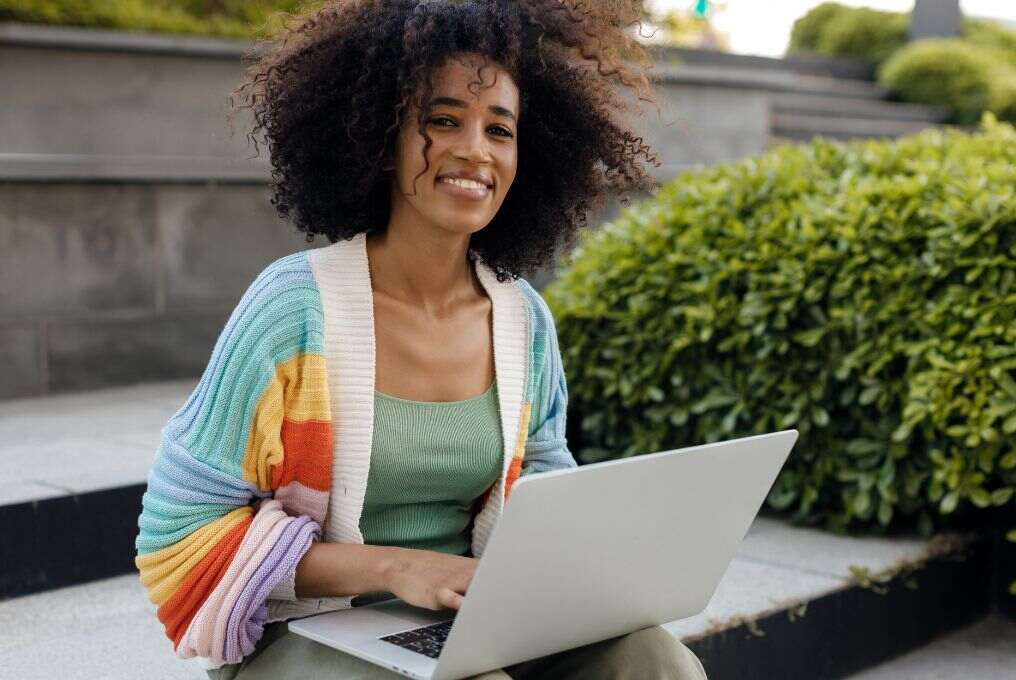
[651, 62, 889, 100]
[769, 112, 946, 141]
[772, 93, 949, 123]
[645, 45, 876, 81]
[0, 152, 271, 181]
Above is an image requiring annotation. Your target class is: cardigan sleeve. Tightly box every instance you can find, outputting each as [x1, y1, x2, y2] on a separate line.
[133, 252, 333, 666]
[520, 282, 578, 476]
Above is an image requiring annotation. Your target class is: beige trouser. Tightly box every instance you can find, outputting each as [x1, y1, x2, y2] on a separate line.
[207, 619, 708, 679]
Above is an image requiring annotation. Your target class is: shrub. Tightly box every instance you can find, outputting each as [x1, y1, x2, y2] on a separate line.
[544, 118, 1016, 591]
[0, 0, 315, 39]
[965, 17, 1016, 56]
[814, 6, 908, 64]
[878, 39, 1016, 124]
[788, 2, 907, 63]
[787, 1, 850, 55]
[789, 4, 1016, 65]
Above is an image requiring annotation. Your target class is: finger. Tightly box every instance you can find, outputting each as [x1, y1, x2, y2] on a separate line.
[438, 587, 464, 610]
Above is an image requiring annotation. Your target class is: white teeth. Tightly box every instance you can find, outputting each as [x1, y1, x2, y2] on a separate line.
[439, 177, 489, 191]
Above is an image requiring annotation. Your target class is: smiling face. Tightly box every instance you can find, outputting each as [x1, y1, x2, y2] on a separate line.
[387, 51, 520, 238]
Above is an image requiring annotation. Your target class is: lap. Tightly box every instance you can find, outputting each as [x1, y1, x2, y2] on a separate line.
[505, 625, 707, 680]
[206, 621, 706, 680]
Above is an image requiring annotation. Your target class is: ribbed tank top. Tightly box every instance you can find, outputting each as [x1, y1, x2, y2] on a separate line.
[359, 379, 503, 556]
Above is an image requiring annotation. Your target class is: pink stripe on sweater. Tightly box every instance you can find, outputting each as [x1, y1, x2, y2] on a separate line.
[177, 499, 290, 661]
[274, 480, 330, 521]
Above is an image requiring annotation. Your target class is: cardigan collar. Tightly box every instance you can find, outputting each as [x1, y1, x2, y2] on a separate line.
[306, 231, 529, 558]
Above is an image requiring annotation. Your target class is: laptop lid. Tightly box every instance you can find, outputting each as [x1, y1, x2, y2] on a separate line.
[431, 429, 798, 680]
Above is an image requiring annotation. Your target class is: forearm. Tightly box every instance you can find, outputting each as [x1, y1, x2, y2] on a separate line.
[293, 541, 403, 598]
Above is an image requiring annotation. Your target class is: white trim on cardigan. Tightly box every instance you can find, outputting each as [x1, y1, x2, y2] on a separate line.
[265, 232, 529, 623]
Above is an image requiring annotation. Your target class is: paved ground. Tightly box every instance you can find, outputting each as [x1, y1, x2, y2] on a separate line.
[845, 614, 1016, 680]
[1, 380, 1014, 678]
[0, 379, 195, 504]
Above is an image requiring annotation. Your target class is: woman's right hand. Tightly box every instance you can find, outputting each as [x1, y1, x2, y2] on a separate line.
[381, 548, 479, 611]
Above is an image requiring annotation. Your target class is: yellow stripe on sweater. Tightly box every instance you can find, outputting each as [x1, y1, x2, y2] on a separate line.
[135, 507, 253, 606]
[513, 401, 532, 462]
[241, 353, 330, 491]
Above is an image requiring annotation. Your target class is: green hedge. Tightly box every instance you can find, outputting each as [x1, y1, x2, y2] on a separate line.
[0, 0, 315, 38]
[878, 39, 1016, 125]
[544, 117, 1016, 591]
[787, 4, 1016, 126]
[788, 3, 1016, 64]
[787, 2, 849, 54]
[787, 2, 907, 63]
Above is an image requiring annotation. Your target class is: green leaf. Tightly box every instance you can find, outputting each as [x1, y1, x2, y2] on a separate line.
[859, 386, 881, 405]
[970, 488, 991, 508]
[991, 488, 1013, 505]
[1004, 414, 1016, 435]
[853, 490, 871, 515]
[996, 370, 1016, 400]
[878, 500, 893, 525]
[891, 422, 911, 442]
[793, 327, 827, 347]
[846, 439, 883, 456]
[940, 490, 960, 514]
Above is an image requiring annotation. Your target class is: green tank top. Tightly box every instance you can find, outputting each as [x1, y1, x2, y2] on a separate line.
[359, 379, 503, 556]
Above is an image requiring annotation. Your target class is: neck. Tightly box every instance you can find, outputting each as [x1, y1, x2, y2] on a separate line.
[365, 220, 480, 317]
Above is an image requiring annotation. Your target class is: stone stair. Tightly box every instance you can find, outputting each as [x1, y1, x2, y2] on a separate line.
[646, 44, 951, 144]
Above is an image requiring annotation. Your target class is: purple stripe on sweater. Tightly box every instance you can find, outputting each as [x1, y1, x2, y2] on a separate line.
[223, 515, 320, 661]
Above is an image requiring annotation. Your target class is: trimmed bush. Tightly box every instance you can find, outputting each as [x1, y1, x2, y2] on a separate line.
[787, 2, 850, 54]
[815, 6, 908, 64]
[0, 0, 315, 39]
[787, 2, 907, 63]
[878, 39, 1016, 124]
[544, 118, 1016, 589]
[965, 16, 1016, 55]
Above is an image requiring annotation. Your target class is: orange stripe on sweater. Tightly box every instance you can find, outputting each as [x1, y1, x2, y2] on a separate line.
[271, 418, 332, 492]
[157, 516, 251, 647]
[504, 457, 524, 501]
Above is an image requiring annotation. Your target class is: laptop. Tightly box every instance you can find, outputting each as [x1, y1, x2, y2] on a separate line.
[288, 429, 799, 680]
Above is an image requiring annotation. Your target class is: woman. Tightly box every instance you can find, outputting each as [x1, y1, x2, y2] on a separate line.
[135, 1, 706, 677]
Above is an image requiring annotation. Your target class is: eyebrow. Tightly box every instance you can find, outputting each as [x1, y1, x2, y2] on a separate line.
[430, 96, 517, 122]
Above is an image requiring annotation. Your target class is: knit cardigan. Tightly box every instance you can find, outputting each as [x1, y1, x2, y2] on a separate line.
[133, 231, 576, 669]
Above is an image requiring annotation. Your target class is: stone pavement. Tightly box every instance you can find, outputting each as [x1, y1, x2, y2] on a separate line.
[848, 614, 1016, 680]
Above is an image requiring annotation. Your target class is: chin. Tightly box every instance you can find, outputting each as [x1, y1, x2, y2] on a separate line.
[430, 210, 494, 235]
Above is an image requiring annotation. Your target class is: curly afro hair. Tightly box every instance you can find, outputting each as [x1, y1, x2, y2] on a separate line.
[230, 0, 663, 282]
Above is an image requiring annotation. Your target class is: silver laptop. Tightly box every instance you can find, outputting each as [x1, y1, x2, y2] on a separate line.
[288, 429, 799, 680]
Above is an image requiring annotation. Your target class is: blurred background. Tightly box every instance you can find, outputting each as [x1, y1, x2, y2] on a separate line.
[1, 1, 1014, 679]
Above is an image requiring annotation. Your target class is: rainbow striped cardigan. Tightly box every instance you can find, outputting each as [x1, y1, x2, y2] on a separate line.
[134, 231, 575, 668]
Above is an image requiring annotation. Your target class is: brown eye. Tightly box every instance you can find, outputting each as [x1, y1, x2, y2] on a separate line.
[428, 116, 513, 138]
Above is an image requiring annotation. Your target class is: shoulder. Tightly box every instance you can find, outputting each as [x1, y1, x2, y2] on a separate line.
[246, 250, 322, 311]
[513, 277, 554, 326]
[512, 277, 560, 339]
[227, 250, 326, 356]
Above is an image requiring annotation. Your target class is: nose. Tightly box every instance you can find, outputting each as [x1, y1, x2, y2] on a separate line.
[452, 120, 493, 163]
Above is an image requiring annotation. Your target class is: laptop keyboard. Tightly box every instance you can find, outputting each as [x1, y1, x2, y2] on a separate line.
[379, 619, 455, 659]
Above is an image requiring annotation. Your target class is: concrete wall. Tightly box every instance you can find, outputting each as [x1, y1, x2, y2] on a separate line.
[0, 22, 821, 399]
[0, 182, 313, 398]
